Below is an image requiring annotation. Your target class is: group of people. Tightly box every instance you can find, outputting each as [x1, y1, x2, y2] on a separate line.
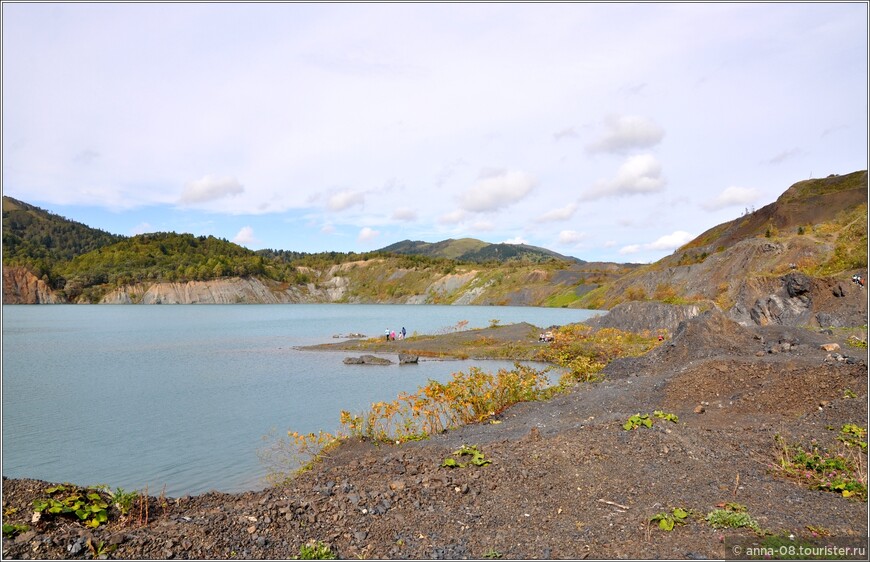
[851, 274, 865, 287]
[385, 327, 407, 341]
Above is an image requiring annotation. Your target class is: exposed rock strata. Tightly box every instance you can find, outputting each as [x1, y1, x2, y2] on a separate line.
[2, 266, 62, 304]
[100, 277, 291, 304]
[729, 271, 867, 327]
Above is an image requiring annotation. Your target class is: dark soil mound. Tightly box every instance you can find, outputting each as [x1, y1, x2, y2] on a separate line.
[584, 300, 702, 333]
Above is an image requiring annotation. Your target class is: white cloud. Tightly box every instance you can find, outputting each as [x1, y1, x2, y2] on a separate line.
[321, 223, 336, 234]
[327, 190, 365, 211]
[391, 207, 417, 221]
[459, 170, 537, 212]
[558, 230, 587, 245]
[179, 175, 244, 205]
[503, 236, 529, 245]
[619, 230, 694, 255]
[587, 114, 664, 153]
[582, 154, 665, 200]
[535, 202, 578, 223]
[702, 186, 761, 211]
[647, 230, 694, 250]
[357, 226, 380, 242]
[438, 209, 467, 224]
[232, 226, 256, 246]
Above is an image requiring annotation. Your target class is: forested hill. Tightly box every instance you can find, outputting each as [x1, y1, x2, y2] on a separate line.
[2, 196, 125, 278]
[54, 232, 307, 302]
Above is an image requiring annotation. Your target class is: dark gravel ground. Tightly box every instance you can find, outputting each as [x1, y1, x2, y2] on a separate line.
[2, 310, 867, 560]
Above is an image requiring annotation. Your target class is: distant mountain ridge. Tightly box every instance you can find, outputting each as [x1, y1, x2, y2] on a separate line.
[3, 170, 866, 316]
[379, 238, 585, 264]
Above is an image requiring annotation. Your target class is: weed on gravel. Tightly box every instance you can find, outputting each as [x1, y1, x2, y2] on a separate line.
[772, 431, 868, 501]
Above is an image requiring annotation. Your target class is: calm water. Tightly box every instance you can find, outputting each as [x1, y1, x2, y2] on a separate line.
[2, 304, 601, 496]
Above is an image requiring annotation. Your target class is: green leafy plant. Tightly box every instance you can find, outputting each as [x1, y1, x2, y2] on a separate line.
[109, 487, 138, 515]
[623, 413, 653, 430]
[705, 508, 762, 534]
[32, 484, 109, 528]
[2, 523, 29, 538]
[837, 424, 867, 451]
[773, 434, 867, 500]
[87, 538, 117, 559]
[649, 507, 689, 531]
[295, 540, 337, 560]
[843, 388, 858, 399]
[653, 410, 679, 423]
[483, 547, 503, 559]
[846, 336, 867, 349]
[442, 444, 492, 468]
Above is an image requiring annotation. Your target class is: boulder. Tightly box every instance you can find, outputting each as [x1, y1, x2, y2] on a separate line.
[784, 272, 812, 298]
[344, 355, 393, 365]
[398, 353, 419, 364]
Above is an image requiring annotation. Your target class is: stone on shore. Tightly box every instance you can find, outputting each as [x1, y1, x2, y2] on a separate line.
[343, 355, 393, 365]
[398, 353, 419, 364]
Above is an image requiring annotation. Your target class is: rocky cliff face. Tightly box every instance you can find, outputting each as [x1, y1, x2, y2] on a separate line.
[100, 277, 298, 304]
[729, 271, 868, 328]
[598, 237, 828, 308]
[2, 266, 62, 304]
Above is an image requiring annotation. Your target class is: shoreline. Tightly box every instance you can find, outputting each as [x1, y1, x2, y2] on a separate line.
[3, 311, 867, 559]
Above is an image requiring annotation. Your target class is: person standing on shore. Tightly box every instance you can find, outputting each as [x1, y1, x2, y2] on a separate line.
[401, 327, 406, 339]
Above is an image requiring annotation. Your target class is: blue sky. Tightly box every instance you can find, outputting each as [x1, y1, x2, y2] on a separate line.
[3, 2, 867, 263]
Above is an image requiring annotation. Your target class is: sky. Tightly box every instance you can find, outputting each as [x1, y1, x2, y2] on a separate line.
[2, 2, 868, 263]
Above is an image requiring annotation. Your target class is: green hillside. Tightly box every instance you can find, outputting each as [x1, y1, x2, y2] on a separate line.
[2, 196, 125, 280]
[54, 232, 304, 302]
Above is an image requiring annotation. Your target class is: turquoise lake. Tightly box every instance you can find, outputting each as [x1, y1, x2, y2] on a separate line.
[1, 304, 602, 496]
